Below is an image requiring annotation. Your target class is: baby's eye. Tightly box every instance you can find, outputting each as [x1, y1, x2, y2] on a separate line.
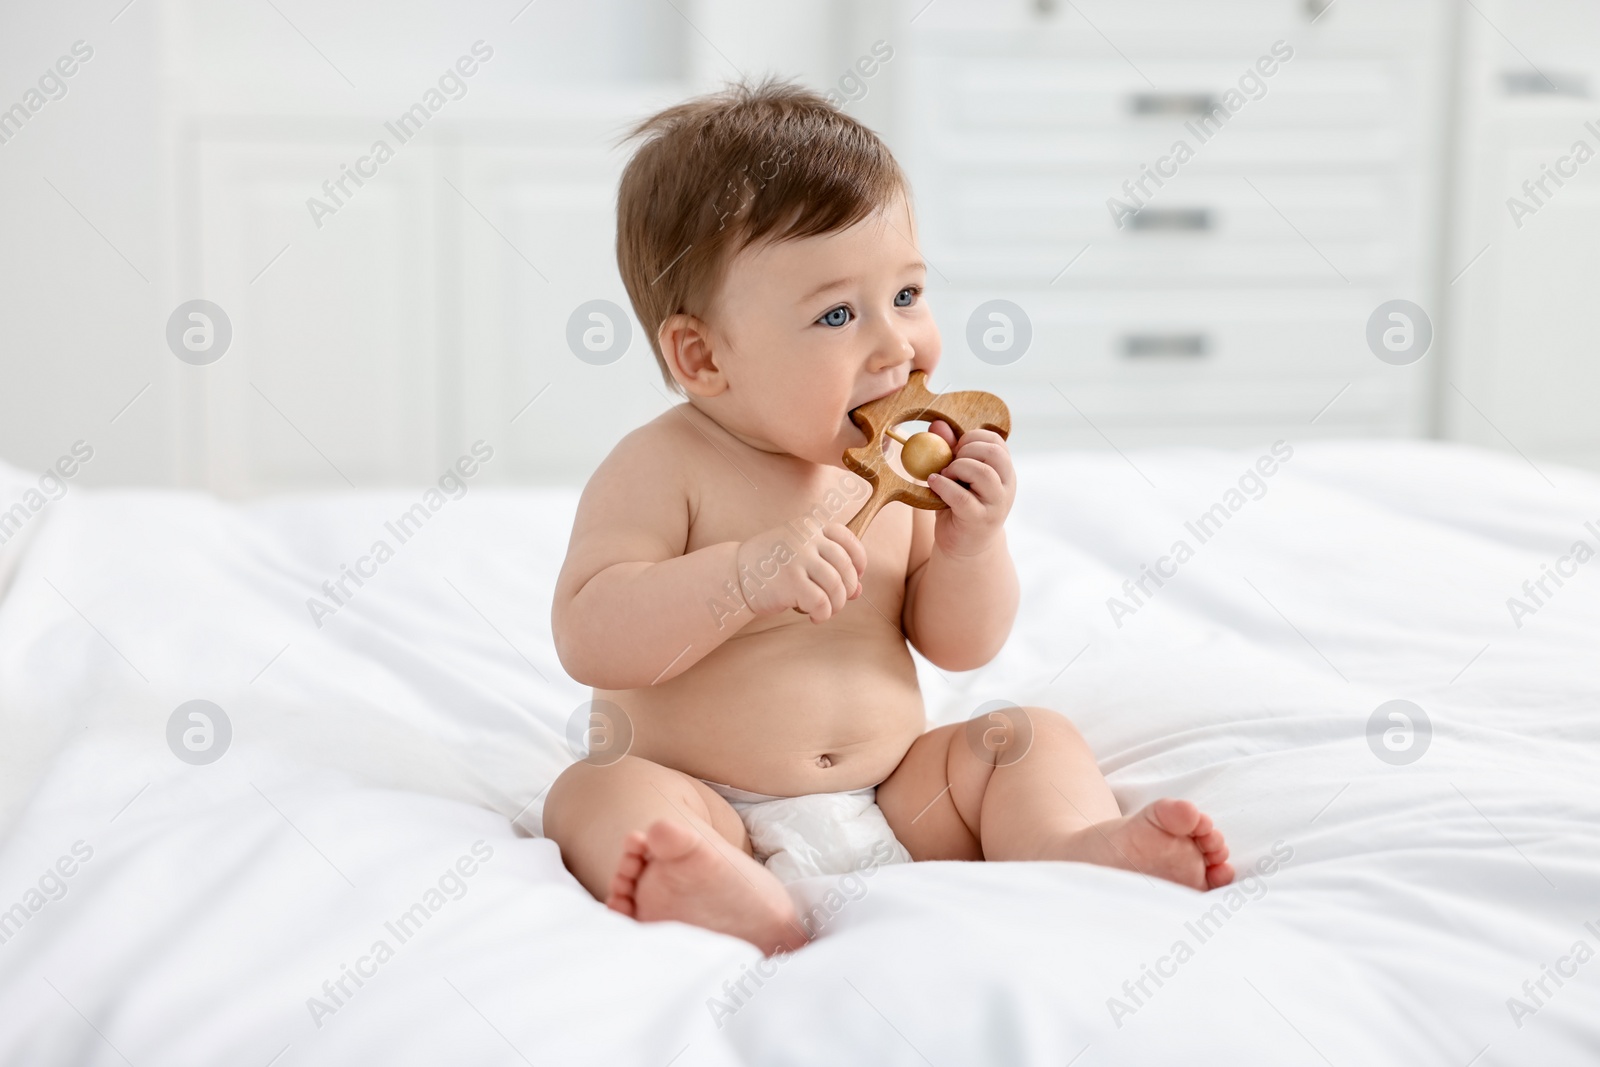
[819, 305, 852, 328]
[894, 286, 920, 308]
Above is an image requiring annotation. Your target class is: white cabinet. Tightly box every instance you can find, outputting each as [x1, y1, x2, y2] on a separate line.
[182, 93, 678, 493]
[1443, 0, 1600, 473]
[893, 0, 1453, 449]
[186, 126, 442, 493]
[162, 0, 686, 493]
[444, 112, 682, 483]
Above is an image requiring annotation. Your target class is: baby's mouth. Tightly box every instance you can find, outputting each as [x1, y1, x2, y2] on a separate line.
[843, 378, 910, 443]
[846, 379, 908, 422]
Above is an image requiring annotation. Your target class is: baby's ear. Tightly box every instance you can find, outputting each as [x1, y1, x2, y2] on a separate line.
[658, 313, 725, 397]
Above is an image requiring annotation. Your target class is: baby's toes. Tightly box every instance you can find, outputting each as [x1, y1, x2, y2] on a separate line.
[605, 878, 639, 916]
[605, 831, 650, 916]
[1195, 830, 1228, 862]
[1147, 798, 1203, 838]
[1205, 860, 1235, 889]
[615, 830, 650, 877]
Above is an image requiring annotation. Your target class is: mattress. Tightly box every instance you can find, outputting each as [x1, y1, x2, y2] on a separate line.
[0, 440, 1597, 1065]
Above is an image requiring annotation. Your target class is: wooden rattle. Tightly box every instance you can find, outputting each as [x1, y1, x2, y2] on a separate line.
[842, 370, 1011, 537]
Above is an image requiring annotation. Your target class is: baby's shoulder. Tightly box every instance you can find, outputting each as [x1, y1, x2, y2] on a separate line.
[601, 406, 703, 468]
[584, 405, 705, 503]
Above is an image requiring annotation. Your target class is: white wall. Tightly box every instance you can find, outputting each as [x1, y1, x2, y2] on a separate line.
[0, 1, 166, 488]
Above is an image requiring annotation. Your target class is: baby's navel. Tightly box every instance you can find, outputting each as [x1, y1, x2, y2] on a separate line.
[815, 754, 833, 769]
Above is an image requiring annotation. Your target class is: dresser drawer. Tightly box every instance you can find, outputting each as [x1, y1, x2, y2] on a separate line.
[926, 234, 1397, 286]
[940, 288, 1398, 380]
[991, 373, 1406, 432]
[945, 171, 1397, 247]
[906, 55, 1410, 170]
[906, 0, 1437, 40]
[935, 57, 1398, 132]
[935, 288, 1417, 427]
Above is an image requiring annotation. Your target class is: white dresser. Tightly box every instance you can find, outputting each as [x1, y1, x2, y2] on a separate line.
[894, 0, 1453, 449]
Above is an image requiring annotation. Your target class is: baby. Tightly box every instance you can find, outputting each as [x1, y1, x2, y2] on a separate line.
[545, 81, 1232, 955]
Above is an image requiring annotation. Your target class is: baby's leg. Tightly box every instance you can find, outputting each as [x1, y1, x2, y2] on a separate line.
[543, 755, 809, 954]
[876, 707, 1233, 890]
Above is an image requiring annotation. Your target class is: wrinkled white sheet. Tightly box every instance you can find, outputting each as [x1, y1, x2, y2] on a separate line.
[0, 441, 1598, 1065]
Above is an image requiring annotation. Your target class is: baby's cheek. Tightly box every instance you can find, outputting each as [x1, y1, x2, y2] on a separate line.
[801, 394, 852, 448]
[913, 323, 942, 372]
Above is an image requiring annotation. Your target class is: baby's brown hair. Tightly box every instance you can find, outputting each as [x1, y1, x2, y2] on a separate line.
[615, 78, 908, 391]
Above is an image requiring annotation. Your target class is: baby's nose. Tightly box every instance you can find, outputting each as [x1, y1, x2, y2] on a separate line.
[871, 328, 915, 370]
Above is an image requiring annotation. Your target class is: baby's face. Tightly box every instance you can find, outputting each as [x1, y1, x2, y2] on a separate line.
[698, 195, 940, 466]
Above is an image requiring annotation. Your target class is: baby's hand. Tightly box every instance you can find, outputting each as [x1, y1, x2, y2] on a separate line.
[924, 422, 1015, 557]
[735, 521, 866, 624]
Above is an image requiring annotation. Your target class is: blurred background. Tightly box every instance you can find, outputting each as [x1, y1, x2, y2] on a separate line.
[1, 0, 1597, 495]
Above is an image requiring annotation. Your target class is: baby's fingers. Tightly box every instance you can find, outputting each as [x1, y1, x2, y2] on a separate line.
[927, 420, 957, 446]
[793, 575, 835, 622]
[953, 439, 1015, 487]
[928, 470, 986, 522]
[822, 523, 868, 579]
[803, 563, 848, 622]
[940, 456, 1004, 503]
[816, 537, 861, 599]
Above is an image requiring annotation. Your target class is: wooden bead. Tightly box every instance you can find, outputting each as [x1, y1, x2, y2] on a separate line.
[900, 431, 953, 481]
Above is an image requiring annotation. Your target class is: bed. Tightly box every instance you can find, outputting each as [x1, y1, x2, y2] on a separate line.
[1, 440, 1597, 1065]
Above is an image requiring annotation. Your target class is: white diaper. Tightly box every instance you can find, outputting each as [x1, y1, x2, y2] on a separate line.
[702, 780, 913, 884]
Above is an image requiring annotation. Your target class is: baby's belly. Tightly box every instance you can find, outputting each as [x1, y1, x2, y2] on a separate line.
[600, 615, 926, 797]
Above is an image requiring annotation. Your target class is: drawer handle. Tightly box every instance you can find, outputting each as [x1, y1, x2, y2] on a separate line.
[1130, 92, 1219, 117]
[1122, 333, 1208, 358]
[1501, 70, 1589, 98]
[1127, 208, 1212, 232]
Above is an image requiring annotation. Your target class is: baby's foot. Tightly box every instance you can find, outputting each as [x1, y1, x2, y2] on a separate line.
[1055, 798, 1233, 890]
[606, 819, 810, 956]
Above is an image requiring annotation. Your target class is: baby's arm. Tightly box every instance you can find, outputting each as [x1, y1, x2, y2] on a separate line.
[552, 425, 863, 689]
[901, 426, 1019, 671]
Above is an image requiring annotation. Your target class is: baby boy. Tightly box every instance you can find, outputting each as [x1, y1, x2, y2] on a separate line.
[545, 81, 1232, 955]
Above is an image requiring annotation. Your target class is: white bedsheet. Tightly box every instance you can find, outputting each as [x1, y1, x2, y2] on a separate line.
[1, 441, 1597, 1065]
